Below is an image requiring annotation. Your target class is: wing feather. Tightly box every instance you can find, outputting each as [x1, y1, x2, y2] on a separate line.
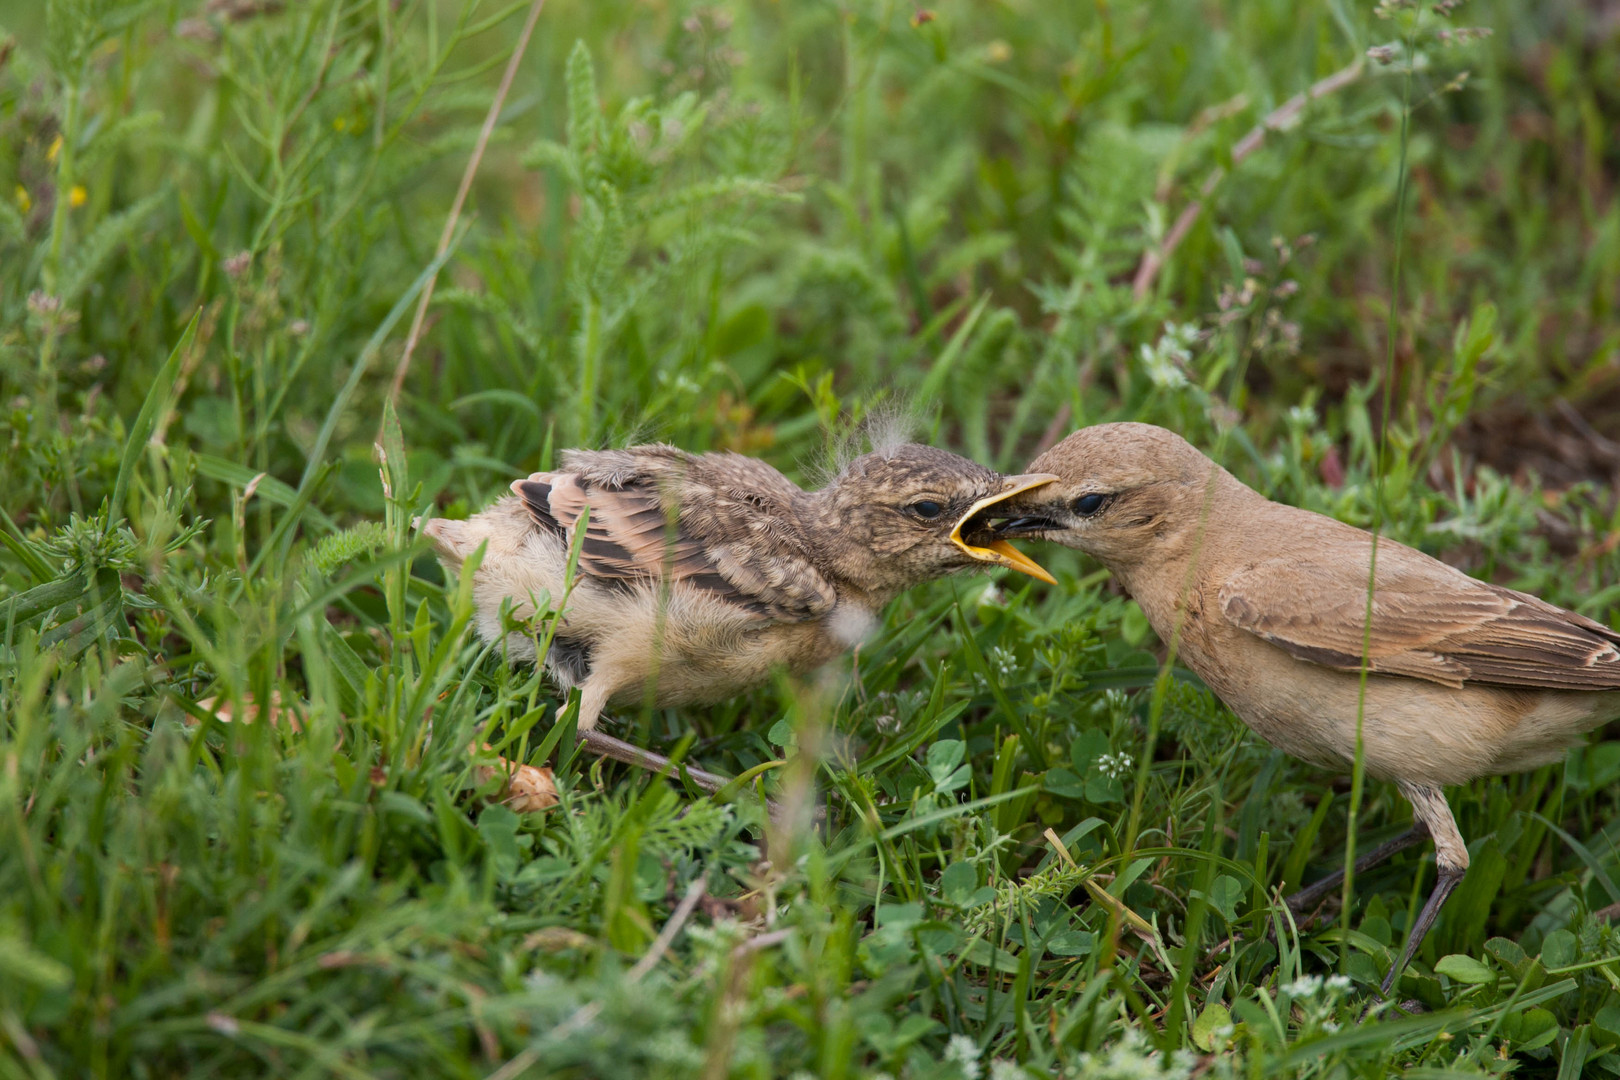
[514, 447, 835, 622]
[1218, 541, 1620, 691]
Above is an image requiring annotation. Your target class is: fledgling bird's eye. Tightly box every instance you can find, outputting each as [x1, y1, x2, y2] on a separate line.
[909, 500, 944, 519]
[1073, 493, 1108, 516]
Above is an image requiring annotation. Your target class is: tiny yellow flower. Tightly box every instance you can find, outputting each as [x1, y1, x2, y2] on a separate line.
[13, 185, 29, 213]
[987, 40, 1012, 63]
[69, 185, 88, 208]
[47, 134, 63, 163]
[333, 116, 348, 132]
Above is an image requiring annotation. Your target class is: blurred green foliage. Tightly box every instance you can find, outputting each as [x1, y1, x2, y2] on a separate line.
[2, 0, 1619, 1075]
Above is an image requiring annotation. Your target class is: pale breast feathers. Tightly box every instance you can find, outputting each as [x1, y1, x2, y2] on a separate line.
[513, 447, 837, 622]
[1218, 543, 1620, 691]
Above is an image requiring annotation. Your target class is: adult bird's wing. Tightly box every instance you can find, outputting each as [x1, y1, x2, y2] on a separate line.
[513, 445, 836, 622]
[1218, 536, 1620, 691]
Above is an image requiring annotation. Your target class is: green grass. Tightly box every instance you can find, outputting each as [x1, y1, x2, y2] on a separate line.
[4, 0, 1620, 1075]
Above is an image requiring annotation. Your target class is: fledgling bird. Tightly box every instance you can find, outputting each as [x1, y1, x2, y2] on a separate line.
[422, 442, 1055, 733]
[990, 422, 1620, 996]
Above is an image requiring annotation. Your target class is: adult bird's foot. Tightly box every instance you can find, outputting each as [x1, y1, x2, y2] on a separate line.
[1281, 825, 1432, 924]
[1358, 991, 1427, 1022]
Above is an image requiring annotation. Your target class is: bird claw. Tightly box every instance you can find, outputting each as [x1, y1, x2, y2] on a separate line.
[1357, 991, 1427, 1023]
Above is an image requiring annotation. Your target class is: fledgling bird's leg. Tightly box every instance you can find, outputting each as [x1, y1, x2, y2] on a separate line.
[576, 728, 731, 793]
[1284, 823, 1431, 918]
[1381, 780, 1470, 998]
[574, 726, 786, 821]
[574, 679, 614, 732]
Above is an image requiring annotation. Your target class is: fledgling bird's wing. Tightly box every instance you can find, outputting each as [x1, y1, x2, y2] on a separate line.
[1218, 538, 1620, 691]
[514, 445, 836, 622]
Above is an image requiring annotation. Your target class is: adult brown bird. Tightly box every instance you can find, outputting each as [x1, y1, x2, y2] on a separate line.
[989, 422, 1620, 997]
[423, 442, 1055, 741]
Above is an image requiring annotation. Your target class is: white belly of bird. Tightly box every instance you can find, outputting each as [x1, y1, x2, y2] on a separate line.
[1213, 636, 1620, 786]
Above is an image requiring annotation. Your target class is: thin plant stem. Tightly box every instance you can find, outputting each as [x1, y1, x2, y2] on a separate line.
[1131, 57, 1368, 302]
[1117, 255, 1264, 988]
[1346, 33, 1418, 975]
[387, 0, 550, 406]
[1115, 45, 1353, 984]
[42, 75, 80, 301]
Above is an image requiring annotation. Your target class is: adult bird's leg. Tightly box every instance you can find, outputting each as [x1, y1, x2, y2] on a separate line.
[1380, 781, 1469, 998]
[1285, 823, 1431, 918]
[1248, 820, 1428, 967]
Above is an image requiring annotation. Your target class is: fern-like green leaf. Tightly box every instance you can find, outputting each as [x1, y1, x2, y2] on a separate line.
[307, 522, 390, 578]
[964, 864, 1088, 933]
[76, 110, 164, 173]
[565, 41, 599, 164]
[631, 177, 798, 224]
[522, 139, 578, 186]
[434, 289, 544, 356]
[58, 189, 168, 306]
[0, 198, 26, 243]
[588, 183, 628, 300]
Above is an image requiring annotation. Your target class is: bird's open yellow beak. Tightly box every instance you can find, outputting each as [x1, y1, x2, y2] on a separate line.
[950, 473, 1059, 585]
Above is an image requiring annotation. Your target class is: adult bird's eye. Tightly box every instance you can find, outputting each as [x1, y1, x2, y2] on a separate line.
[909, 500, 944, 519]
[1073, 493, 1108, 516]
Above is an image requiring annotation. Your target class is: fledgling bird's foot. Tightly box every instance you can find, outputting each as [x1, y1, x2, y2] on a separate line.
[573, 725, 789, 821]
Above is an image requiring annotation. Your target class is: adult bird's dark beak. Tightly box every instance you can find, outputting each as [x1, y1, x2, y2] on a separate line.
[949, 473, 1059, 584]
[992, 515, 1060, 538]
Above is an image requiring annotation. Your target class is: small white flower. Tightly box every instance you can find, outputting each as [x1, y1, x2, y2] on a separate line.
[989, 1062, 1028, 1080]
[1325, 974, 1353, 995]
[1286, 403, 1317, 429]
[685, 917, 747, 953]
[656, 369, 703, 395]
[1072, 1026, 1194, 1080]
[989, 646, 1018, 679]
[1138, 322, 1200, 391]
[1097, 752, 1133, 780]
[1140, 343, 1188, 389]
[944, 1034, 982, 1079]
[1283, 974, 1323, 998]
